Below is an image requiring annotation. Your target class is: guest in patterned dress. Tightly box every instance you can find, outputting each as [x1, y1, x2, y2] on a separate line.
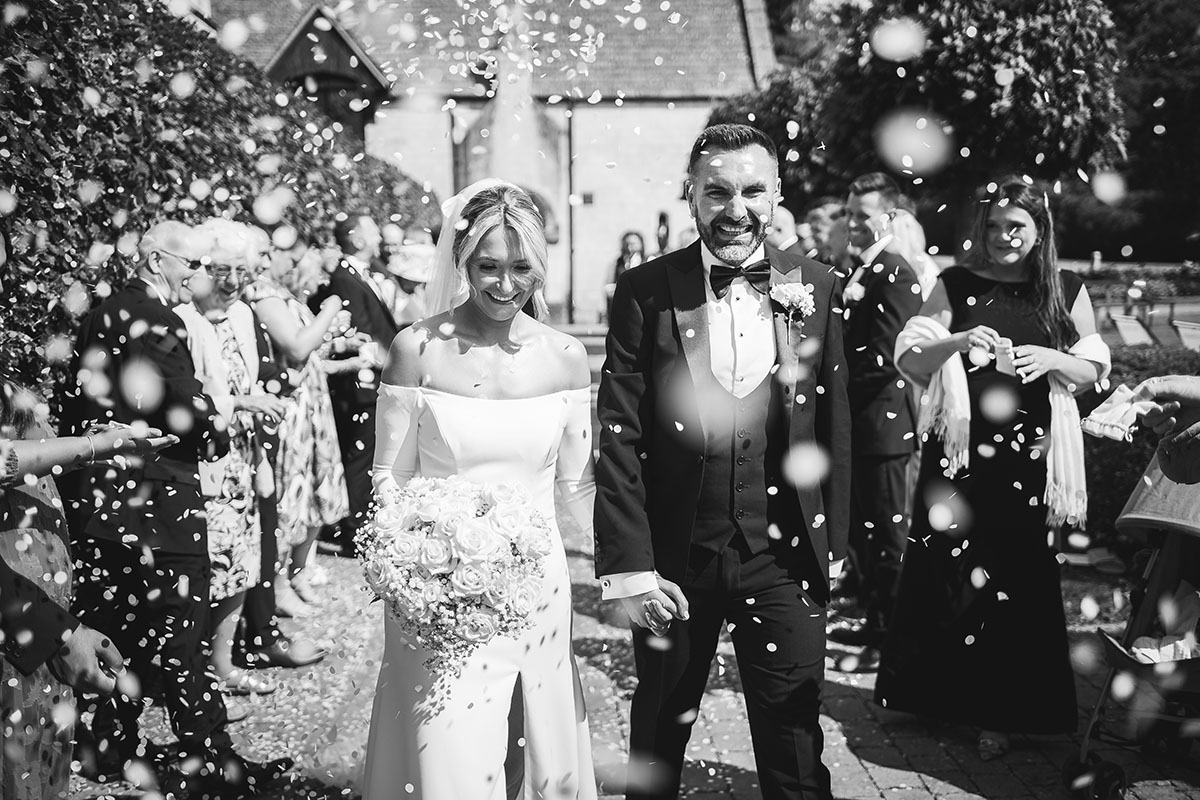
[1, 379, 176, 799]
[246, 232, 353, 615]
[177, 226, 288, 695]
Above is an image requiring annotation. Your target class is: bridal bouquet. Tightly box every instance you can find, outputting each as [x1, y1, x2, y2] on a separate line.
[357, 476, 552, 675]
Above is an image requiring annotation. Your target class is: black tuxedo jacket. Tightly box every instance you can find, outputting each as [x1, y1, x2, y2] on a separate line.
[60, 281, 229, 551]
[310, 259, 400, 409]
[844, 249, 923, 456]
[594, 242, 851, 603]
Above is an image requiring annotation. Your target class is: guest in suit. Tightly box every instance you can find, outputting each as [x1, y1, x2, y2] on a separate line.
[595, 124, 850, 800]
[61, 221, 291, 795]
[831, 173, 923, 669]
[310, 213, 399, 555]
[1, 377, 175, 800]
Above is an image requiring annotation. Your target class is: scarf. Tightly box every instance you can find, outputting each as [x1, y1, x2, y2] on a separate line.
[894, 316, 1112, 528]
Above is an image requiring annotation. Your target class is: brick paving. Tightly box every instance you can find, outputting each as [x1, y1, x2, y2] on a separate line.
[72, 531, 1199, 799]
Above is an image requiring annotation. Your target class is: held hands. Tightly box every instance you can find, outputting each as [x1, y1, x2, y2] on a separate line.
[620, 576, 690, 637]
[86, 422, 179, 462]
[46, 624, 130, 696]
[1010, 344, 1064, 384]
[319, 294, 346, 315]
[235, 395, 290, 424]
[1133, 376, 1200, 484]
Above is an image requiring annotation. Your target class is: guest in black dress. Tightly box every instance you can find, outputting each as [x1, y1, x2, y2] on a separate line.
[876, 177, 1110, 760]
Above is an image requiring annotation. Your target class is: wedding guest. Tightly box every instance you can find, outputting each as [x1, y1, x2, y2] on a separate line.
[798, 197, 846, 267]
[765, 205, 804, 254]
[607, 231, 646, 321]
[176, 219, 289, 698]
[388, 241, 434, 329]
[247, 231, 351, 615]
[1, 378, 176, 800]
[1135, 375, 1200, 484]
[878, 176, 1110, 759]
[61, 221, 291, 794]
[886, 208, 941, 300]
[310, 212, 398, 556]
[832, 173, 923, 671]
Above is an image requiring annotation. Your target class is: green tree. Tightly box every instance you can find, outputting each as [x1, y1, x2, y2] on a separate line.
[0, 0, 438, 382]
[820, 0, 1127, 194]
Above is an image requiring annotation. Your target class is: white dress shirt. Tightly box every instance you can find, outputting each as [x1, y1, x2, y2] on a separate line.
[599, 243, 844, 600]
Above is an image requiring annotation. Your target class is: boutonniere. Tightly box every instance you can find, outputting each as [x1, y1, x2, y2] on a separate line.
[769, 282, 816, 344]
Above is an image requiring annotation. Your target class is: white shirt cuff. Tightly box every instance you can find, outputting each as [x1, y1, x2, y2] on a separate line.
[829, 558, 845, 581]
[599, 571, 659, 600]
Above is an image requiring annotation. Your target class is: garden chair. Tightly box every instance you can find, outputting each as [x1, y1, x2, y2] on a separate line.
[1171, 320, 1200, 352]
[1110, 314, 1157, 346]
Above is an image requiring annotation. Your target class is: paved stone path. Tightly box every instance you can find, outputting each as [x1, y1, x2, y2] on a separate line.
[74, 518, 1200, 799]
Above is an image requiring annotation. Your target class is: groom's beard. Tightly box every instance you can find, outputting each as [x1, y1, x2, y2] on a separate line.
[695, 210, 771, 266]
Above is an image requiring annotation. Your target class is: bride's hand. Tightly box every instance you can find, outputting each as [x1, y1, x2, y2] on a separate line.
[620, 577, 690, 636]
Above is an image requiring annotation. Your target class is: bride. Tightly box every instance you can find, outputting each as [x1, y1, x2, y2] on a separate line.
[358, 180, 597, 798]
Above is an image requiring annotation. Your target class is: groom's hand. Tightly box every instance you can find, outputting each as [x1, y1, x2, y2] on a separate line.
[620, 578, 690, 636]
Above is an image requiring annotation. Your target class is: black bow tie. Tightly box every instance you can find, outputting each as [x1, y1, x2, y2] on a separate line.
[709, 259, 770, 298]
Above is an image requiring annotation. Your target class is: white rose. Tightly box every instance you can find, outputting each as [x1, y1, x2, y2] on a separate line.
[415, 501, 441, 524]
[459, 610, 499, 643]
[508, 577, 543, 618]
[517, 524, 554, 559]
[434, 510, 470, 541]
[488, 504, 531, 541]
[483, 572, 513, 608]
[388, 533, 422, 564]
[363, 559, 391, 596]
[487, 484, 520, 506]
[373, 502, 408, 534]
[418, 537, 455, 574]
[451, 517, 505, 564]
[419, 579, 445, 608]
[449, 562, 490, 597]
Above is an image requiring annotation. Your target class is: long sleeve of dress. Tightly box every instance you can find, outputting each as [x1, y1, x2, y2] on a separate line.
[554, 388, 596, 533]
[372, 384, 422, 497]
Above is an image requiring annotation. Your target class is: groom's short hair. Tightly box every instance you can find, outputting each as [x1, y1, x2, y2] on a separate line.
[687, 124, 778, 177]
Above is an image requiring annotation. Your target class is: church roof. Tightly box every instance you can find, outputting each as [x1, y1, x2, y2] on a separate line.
[211, 0, 776, 102]
[208, 0, 390, 92]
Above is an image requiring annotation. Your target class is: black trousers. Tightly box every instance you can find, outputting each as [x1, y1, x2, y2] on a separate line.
[240, 491, 281, 652]
[73, 537, 232, 758]
[848, 452, 910, 633]
[327, 399, 374, 552]
[628, 536, 831, 800]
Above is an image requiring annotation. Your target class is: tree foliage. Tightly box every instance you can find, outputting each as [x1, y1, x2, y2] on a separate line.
[820, 0, 1127, 194]
[0, 0, 439, 382]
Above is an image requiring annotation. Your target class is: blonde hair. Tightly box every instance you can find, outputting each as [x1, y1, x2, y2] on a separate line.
[886, 209, 940, 300]
[452, 184, 550, 320]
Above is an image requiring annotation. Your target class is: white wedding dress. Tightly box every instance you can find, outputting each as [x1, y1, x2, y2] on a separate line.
[351, 383, 598, 799]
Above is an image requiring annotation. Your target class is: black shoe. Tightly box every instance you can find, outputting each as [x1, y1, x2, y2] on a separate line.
[77, 737, 176, 786]
[243, 636, 328, 669]
[184, 753, 293, 799]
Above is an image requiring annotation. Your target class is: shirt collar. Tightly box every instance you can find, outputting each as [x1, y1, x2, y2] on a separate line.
[774, 235, 799, 252]
[344, 254, 371, 274]
[699, 241, 768, 276]
[857, 234, 893, 267]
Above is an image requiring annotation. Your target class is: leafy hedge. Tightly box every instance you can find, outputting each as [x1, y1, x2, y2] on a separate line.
[1082, 345, 1200, 543]
[0, 0, 439, 382]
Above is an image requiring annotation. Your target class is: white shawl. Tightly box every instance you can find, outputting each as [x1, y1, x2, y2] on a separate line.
[895, 315, 1111, 528]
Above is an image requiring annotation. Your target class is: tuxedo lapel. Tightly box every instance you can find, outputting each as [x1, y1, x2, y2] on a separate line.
[767, 251, 809, 429]
[665, 244, 711, 435]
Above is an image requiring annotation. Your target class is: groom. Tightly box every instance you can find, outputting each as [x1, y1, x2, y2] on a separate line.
[595, 124, 849, 800]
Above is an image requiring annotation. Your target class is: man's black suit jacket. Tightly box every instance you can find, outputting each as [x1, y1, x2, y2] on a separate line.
[60, 280, 229, 553]
[594, 242, 851, 604]
[310, 259, 400, 410]
[844, 250, 923, 456]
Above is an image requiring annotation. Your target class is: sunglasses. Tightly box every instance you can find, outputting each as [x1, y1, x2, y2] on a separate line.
[157, 249, 208, 271]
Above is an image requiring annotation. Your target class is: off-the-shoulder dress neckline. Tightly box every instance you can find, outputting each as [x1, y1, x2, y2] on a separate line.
[379, 383, 590, 402]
